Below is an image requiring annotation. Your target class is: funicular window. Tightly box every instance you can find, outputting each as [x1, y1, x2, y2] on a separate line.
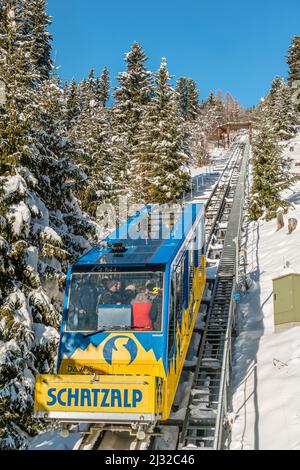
[168, 280, 176, 357]
[175, 259, 185, 321]
[189, 236, 196, 289]
[168, 254, 188, 361]
[66, 271, 164, 332]
[197, 222, 204, 269]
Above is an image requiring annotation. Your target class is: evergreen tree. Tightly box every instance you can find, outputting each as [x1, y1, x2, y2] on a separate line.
[72, 88, 114, 218]
[0, 1, 97, 449]
[0, 0, 54, 449]
[111, 42, 153, 202]
[176, 77, 189, 118]
[97, 66, 110, 107]
[186, 79, 199, 121]
[273, 84, 297, 140]
[22, 0, 52, 81]
[202, 92, 225, 129]
[186, 115, 209, 167]
[33, 75, 98, 250]
[249, 126, 292, 221]
[66, 79, 80, 127]
[267, 77, 297, 140]
[176, 77, 199, 121]
[186, 92, 228, 165]
[134, 59, 190, 203]
[78, 67, 98, 111]
[287, 36, 300, 112]
[249, 74, 295, 222]
[68, 67, 114, 219]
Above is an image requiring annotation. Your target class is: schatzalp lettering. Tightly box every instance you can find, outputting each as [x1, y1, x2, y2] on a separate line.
[46, 387, 143, 408]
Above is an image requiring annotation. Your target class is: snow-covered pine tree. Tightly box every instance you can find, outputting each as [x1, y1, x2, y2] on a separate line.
[66, 79, 81, 127]
[110, 42, 153, 203]
[0, 1, 97, 449]
[186, 115, 209, 167]
[267, 76, 297, 141]
[186, 79, 200, 121]
[69, 68, 114, 220]
[96, 66, 110, 107]
[287, 36, 300, 113]
[249, 124, 292, 221]
[185, 92, 225, 164]
[22, 0, 52, 81]
[78, 67, 98, 111]
[176, 77, 189, 118]
[201, 92, 225, 131]
[176, 77, 199, 121]
[134, 58, 190, 204]
[0, 0, 56, 448]
[33, 75, 99, 253]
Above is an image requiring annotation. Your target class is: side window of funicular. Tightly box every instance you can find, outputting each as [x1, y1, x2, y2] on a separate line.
[175, 258, 184, 323]
[66, 271, 164, 332]
[168, 279, 176, 357]
[189, 236, 196, 289]
[197, 222, 203, 269]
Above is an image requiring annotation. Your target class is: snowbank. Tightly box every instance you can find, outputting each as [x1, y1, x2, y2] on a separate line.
[230, 134, 300, 450]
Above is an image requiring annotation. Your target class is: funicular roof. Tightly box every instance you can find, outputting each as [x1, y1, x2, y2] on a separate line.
[75, 203, 204, 268]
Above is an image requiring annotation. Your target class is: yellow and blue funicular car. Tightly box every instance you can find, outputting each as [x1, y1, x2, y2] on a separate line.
[34, 203, 206, 433]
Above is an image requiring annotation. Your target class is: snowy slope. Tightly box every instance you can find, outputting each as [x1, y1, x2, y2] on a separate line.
[230, 134, 300, 450]
[190, 147, 226, 178]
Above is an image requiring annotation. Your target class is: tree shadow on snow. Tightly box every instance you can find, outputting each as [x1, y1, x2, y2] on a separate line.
[287, 191, 300, 205]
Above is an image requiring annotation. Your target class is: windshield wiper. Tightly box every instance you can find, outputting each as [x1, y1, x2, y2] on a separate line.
[83, 329, 104, 337]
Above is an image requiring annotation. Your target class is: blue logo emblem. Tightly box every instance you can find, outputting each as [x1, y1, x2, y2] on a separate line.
[103, 336, 138, 366]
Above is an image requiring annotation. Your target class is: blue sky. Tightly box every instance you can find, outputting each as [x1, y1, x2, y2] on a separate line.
[47, 0, 300, 108]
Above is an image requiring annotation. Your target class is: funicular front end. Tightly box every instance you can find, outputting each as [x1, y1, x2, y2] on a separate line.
[34, 263, 167, 428]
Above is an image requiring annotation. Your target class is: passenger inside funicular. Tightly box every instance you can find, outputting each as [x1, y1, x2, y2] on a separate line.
[66, 271, 164, 333]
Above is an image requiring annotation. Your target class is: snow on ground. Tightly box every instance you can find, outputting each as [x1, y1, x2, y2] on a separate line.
[189, 147, 230, 208]
[191, 164, 214, 178]
[28, 428, 83, 451]
[190, 147, 227, 178]
[230, 134, 300, 450]
[153, 427, 179, 450]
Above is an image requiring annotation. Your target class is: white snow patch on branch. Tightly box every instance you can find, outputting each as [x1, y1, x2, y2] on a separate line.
[0, 339, 20, 366]
[33, 323, 59, 348]
[1, 175, 27, 198]
[8, 201, 31, 236]
[6, 290, 33, 327]
[40, 226, 62, 245]
[25, 246, 39, 272]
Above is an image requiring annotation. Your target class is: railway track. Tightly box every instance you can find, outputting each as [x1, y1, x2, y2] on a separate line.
[75, 425, 153, 450]
[204, 142, 244, 249]
[179, 139, 249, 450]
[75, 138, 249, 451]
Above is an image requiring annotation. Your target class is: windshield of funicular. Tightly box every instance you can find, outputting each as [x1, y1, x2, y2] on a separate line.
[66, 271, 164, 333]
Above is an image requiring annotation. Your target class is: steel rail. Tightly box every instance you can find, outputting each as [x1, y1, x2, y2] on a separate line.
[178, 140, 249, 450]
